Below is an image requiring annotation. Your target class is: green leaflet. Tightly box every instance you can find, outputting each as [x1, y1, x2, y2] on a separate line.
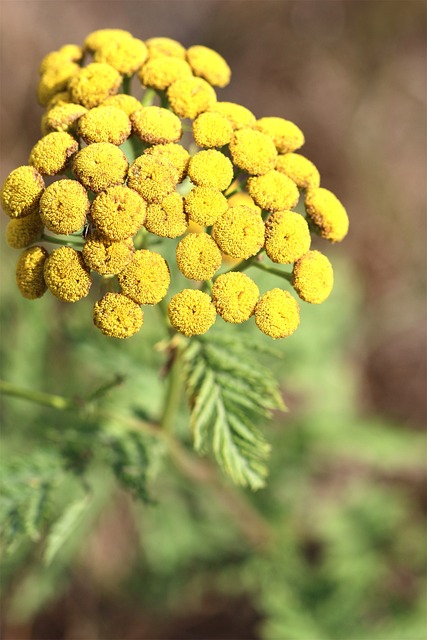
[43, 495, 91, 566]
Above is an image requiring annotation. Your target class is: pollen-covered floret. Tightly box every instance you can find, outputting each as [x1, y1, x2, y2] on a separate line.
[247, 170, 299, 212]
[212, 205, 265, 259]
[168, 289, 216, 336]
[83, 234, 134, 275]
[208, 101, 256, 130]
[16, 246, 48, 299]
[188, 150, 233, 191]
[90, 186, 146, 241]
[100, 94, 143, 116]
[117, 249, 170, 305]
[255, 288, 300, 339]
[138, 56, 193, 91]
[72, 143, 129, 193]
[41, 103, 87, 135]
[212, 272, 259, 323]
[292, 250, 334, 304]
[229, 129, 277, 176]
[145, 191, 187, 238]
[264, 211, 311, 264]
[77, 106, 131, 145]
[39, 45, 83, 75]
[93, 37, 148, 75]
[29, 132, 78, 175]
[276, 153, 320, 189]
[93, 292, 143, 339]
[176, 232, 222, 280]
[305, 187, 349, 242]
[184, 186, 228, 226]
[6, 212, 43, 249]
[127, 155, 179, 204]
[144, 143, 190, 182]
[145, 37, 186, 60]
[186, 45, 231, 88]
[68, 63, 122, 109]
[167, 77, 217, 120]
[39, 179, 89, 235]
[255, 117, 304, 154]
[84, 29, 133, 53]
[1, 166, 45, 218]
[131, 106, 182, 145]
[44, 246, 91, 302]
[192, 112, 233, 148]
[37, 62, 80, 107]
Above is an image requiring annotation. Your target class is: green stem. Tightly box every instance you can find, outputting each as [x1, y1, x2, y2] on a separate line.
[141, 88, 157, 106]
[251, 261, 293, 283]
[160, 345, 183, 434]
[225, 181, 247, 199]
[41, 233, 84, 248]
[0, 379, 75, 411]
[122, 75, 132, 94]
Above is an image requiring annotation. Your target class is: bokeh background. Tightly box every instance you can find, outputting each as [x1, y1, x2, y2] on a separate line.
[1, 1, 426, 639]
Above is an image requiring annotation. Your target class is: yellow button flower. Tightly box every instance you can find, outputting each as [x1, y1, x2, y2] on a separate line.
[184, 186, 228, 226]
[118, 249, 170, 305]
[1, 166, 45, 218]
[168, 289, 216, 336]
[144, 143, 190, 183]
[131, 106, 182, 145]
[305, 187, 349, 242]
[44, 246, 91, 302]
[37, 62, 80, 107]
[39, 45, 83, 75]
[127, 155, 179, 204]
[264, 211, 311, 264]
[46, 91, 71, 110]
[77, 106, 131, 145]
[186, 45, 231, 87]
[229, 129, 277, 175]
[212, 205, 265, 259]
[192, 112, 233, 148]
[29, 132, 78, 176]
[68, 63, 122, 109]
[100, 94, 143, 116]
[83, 234, 134, 275]
[247, 170, 299, 212]
[138, 56, 193, 91]
[176, 232, 222, 280]
[6, 212, 43, 249]
[40, 179, 89, 235]
[145, 37, 186, 60]
[255, 289, 300, 339]
[145, 191, 187, 238]
[84, 29, 133, 53]
[167, 77, 217, 120]
[93, 292, 143, 339]
[90, 186, 146, 241]
[93, 37, 148, 75]
[188, 150, 233, 191]
[292, 250, 334, 304]
[41, 103, 87, 135]
[72, 143, 129, 193]
[255, 117, 305, 154]
[208, 101, 256, 130]
[276, 153, 320, 189]
[16, 246, 48, 299]
[212, 272, 259, 323]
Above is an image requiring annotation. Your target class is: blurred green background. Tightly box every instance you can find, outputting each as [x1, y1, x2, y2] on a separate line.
[0, 1, 425, 639]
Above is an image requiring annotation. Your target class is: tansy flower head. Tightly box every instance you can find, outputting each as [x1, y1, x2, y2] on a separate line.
[255, 117, 305, 154]
[138, 56, 193, 91]
[264, 210, 311, 264]
[131, 106, 182, 145]
[16, 246, 48, 299]
[255, 289, 300, 339]
[186, 45, 231, 88]
[118, 249, 170, 305]
[93, 37, 148, 76]
[41, 103, 87, 135]
[145, 191, 187, 238]
[167, 77, 217, 120]
[37, 62, 80, 107]
[39, 179, 89, 235]
[144, 143, 190, 182]
[292, 250, 334, 304]
[68, 63, 122, 109]
[46, 91, 71, 109]
[192, 112, 233, 148]
[212, 205, 265, 259]
[305, 187, 349, 242]
[90, 186, 146, 241]
[1, 166, 44, 218]
[227, 191, 261, 213]
[229, 129, 277, 176]
[77, 106, 131, 145]
[6, 212, 43, 249]
[247, 170, 299, 212]
[145, 37, 186, 60]
[276, 153, 320, 190]
[84, 29, 133, 53]
[83, 234, 134, 275]
[39, 45, 83, 75]
[29, 132, 78, 176]
[44, 246, 91, 302]
[100, 94, 143, 116]
[127, 155, 179, 204]
[212, 272, 259, 323]
[188, 150, 233, 191]
[93, 292, 143, 339]
[208, 101, 256, 130]
[176, 232, 222, 281]
[72, 143, 129, 193]
[168, 289, 216, 336]
[184, 186, 228, 226]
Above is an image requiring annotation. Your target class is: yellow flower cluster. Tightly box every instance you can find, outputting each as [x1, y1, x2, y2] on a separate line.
[1, 30, 348, 340]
